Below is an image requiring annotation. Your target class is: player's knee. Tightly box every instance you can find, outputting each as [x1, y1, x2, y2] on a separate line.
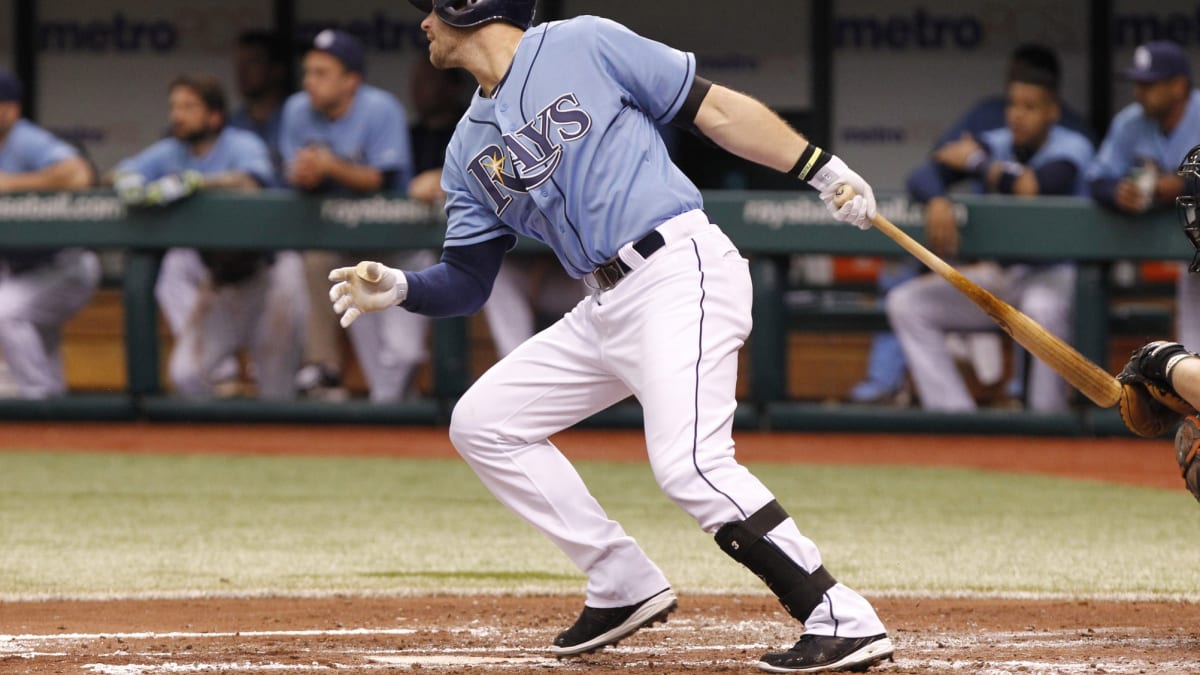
[167, 351, 208, 398]
[448, 388, 493, 451]
[651, 461, 707, 507]
[885, 282, 919, 326]
[1020, 291, 1068, 328]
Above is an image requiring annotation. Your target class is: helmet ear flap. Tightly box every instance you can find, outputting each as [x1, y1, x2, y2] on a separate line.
[1177, 144, 1200, 272]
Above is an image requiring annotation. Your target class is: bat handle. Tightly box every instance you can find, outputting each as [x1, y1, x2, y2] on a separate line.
[355, 260, 383, 284]
[833, 184, 857, 209]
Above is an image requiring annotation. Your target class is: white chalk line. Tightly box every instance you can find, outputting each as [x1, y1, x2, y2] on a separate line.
[1, 627, 416, 643]
[2, 623, 1187, 674]
[5, 587, 1200, 603]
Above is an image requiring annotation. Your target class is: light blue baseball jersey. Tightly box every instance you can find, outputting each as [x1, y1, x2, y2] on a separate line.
[115, 126, 273, 184]
[0, 119, 78, 173]
[980, 125, 1095, 196]
[1086, 90, 1200, 181]
[279, 83, 413, 192]
[230, 106, 284, 186]
[440, 16, 702, 278]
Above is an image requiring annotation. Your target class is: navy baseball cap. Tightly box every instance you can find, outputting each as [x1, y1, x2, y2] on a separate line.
[310, 29, 366, 75]
[1123, 40, 1191, 82]
[0, 68, 22, 102]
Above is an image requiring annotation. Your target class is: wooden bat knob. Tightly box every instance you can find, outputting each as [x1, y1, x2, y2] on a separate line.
[355, 261, 383, 284]
[833, 184, 857, 208]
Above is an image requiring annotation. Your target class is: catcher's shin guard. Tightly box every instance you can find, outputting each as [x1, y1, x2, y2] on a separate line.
[1175, 415, 1200, 503]
[715, 500, 836, 621]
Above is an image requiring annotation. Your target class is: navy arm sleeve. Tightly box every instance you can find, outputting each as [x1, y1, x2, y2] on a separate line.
[1089, 176, 1120, 211]
[400, 235, 515, 318]
[906, 161, 962, 202]
[1029, 160, 1079, 196]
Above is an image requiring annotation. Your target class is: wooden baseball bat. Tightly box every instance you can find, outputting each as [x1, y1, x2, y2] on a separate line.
[833, 185, 1122, 408]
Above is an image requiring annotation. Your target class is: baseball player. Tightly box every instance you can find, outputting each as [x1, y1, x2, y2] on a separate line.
[1086, 41, 1200, 353]
[889, 62, 1095, 412]
[282, 29, 433, 402]
[114, 73, 307, 399]
[228, 30, 291, 181]
[330, 2, 891, 672]
[406, 57, 582, 358]
[1117, 144, 1200, 502]
[0, 68, 99, 399]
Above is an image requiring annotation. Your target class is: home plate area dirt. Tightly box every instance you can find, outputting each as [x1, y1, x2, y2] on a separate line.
[2, 424, 1200, 673]
[3, 595, 1200, 674]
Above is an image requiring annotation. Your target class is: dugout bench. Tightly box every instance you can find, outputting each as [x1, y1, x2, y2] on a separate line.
[0, 190, 1188, 434]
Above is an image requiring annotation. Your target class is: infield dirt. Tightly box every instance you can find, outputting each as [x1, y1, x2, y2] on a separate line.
[0, 422, 1194, 674]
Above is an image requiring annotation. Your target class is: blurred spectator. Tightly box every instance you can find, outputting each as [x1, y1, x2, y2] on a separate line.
[228, 29, 292, 178]
[281, 29, 429, 402]
[847, 43, 1091, 405]
[1085, 40, 1200, 349]
[113, 73, 307, 400]
[0, 68, 99, 399]
[887, 59, 1095, 412]
[934, 43, 1096, 148]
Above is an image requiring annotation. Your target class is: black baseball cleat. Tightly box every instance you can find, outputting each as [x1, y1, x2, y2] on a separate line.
[550, 587, 678, 657]
[758, 633, 894, 673]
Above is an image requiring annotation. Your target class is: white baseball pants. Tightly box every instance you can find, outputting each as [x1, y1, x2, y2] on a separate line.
[168, 251, 308, 399]
[155, 248, 240, 384]
[0, 248, 101, 398]
[447, 210, 885, 638]
[888, 261, 1076, 412]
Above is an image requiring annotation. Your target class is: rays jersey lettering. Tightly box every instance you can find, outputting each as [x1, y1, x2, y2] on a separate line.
[467, 93, 592, 215]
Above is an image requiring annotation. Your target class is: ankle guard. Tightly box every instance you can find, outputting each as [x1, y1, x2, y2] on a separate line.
[715, 500, 836, 621]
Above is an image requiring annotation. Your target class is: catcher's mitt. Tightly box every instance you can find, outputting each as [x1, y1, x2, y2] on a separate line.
[1176, 415, 1200, 503]
[1117, 341, 1197, 438]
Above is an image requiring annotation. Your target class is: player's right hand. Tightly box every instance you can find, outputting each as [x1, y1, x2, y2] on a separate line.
[815, 156, 877, 230]
[328, 261, 408, 328]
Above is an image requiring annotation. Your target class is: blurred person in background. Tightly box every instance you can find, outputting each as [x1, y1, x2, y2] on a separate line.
[282, 29, 429, 402]
[0, 68, 99, 399]
[847, 43, 1092, 406]
[1085, 40, 1200, 350]
[114, 73, 307, 400]
[887, 55, 1094, 413]
[229, 29, 293, 179]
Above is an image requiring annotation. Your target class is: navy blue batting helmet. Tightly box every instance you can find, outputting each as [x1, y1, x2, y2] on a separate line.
[408, 0, 536, 29]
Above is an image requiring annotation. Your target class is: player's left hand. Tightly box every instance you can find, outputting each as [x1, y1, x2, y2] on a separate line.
[1117, 341, 1198, 437]
[932, 132, 984, 171]
[815, 156, 876, 230]
[328, 261, 408, 328]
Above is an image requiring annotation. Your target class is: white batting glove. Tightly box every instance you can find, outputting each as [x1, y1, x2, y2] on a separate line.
[328, 261, 408, 328]
[808, 155, 877, 230]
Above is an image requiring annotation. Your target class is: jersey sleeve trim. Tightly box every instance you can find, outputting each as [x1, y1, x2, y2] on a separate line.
[444, 223, 516, 245]
[655, 51, 697, 124]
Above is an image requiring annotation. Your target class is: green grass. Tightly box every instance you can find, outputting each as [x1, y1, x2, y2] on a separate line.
[1, 450, 1198, 600]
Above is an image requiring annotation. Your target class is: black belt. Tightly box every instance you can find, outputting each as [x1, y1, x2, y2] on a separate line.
[591, 230, 666, 290]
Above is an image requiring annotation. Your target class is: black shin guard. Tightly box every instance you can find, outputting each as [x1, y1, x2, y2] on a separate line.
[715, 500, 836, 621]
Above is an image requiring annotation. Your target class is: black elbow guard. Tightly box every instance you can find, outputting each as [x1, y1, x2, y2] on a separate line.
[670, 76, 714, 136]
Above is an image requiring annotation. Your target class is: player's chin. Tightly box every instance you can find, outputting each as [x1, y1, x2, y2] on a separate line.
[427, 42, 456, 69]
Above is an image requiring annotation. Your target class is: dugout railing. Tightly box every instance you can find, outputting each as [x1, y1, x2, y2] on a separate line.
[0, 190, 1187, 434]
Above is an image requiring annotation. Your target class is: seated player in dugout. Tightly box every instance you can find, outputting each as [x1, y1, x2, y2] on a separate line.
[330, 0, 894, 672]
[886, 58, 1094, 414]
[0, 68, 99, 399]
[1122, 144, 1200, 506]
[113, 73, 307, 400]
[282, 29, 432, 403]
